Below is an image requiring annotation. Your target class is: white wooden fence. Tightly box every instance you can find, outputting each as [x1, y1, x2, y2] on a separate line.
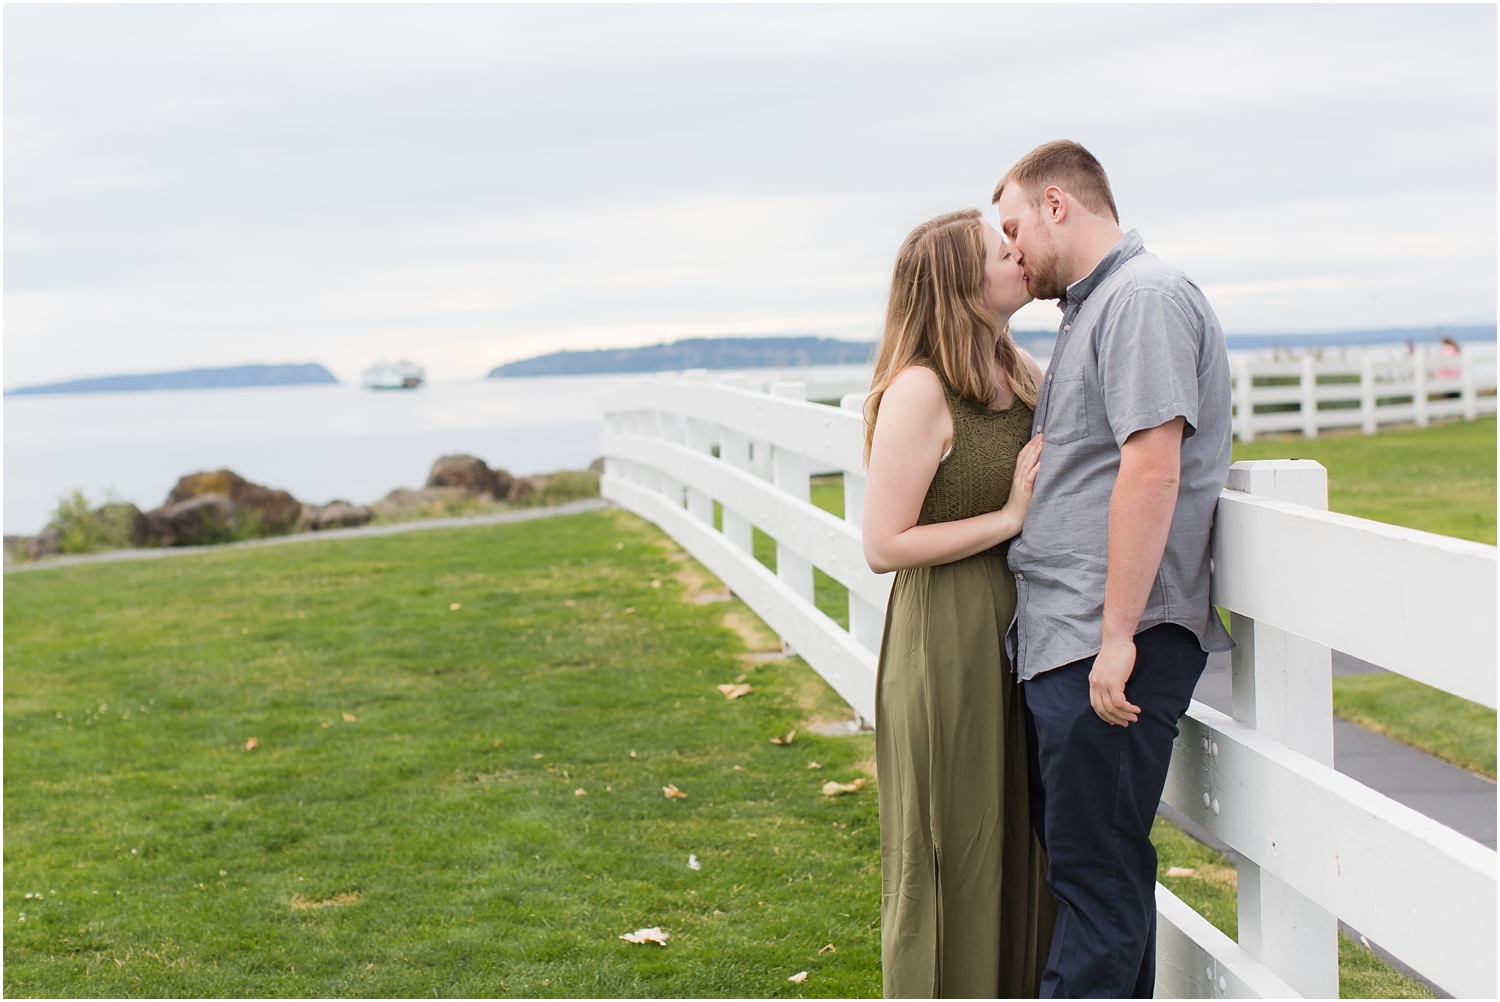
[600, 374, 1497, 999]
[1230, 342, 1497, 441]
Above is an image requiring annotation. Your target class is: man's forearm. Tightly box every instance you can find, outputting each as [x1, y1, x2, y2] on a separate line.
[1102, 422, 1183, 645]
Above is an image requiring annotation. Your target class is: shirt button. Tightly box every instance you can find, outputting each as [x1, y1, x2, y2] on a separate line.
[1016, 573, 1025, 581]
[1047, 373, 1053, 381]
[1063, 325, 1071, 332]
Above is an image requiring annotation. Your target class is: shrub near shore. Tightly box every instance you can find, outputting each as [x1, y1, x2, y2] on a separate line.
[3, 455, 602, 565]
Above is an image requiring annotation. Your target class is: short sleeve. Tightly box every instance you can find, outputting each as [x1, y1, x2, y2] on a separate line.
[1097, 287, 1201, 447]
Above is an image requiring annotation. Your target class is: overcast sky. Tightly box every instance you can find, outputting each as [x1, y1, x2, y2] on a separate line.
[5, 4, 1495, 387]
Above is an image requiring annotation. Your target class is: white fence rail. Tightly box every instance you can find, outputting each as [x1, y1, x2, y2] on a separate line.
[1230, 342, 1497, 441]
[600, 375, 1497, 999]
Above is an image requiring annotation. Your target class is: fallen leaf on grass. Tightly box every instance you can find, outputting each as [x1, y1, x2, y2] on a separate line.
[533, 753, 544, 759]
[807, 762, 822, 770]
[688, 854, 701, 870]
[619, 927, 668, 945]
[564, 600, 576, 606]
[322, 721, 333, 728]
[342, 713, 356, 722]
[735, 673, 748, 683]
[244, 738, 258, 751]
[449, 603, 461, 611]
[629, 750, 637, 758]
[769, 729, 796, 745]
[1165, 866, 1195, 877]
[651, 579, 661, 589]
[819, 943, 836, 954]
[732, 765, 745, 771]
[718, 683, 752, 700]
[821, 778, 867, 797]
[788, 971, 808, 983]
[663, 784, 688, 799]
[574, 788, 587, 797]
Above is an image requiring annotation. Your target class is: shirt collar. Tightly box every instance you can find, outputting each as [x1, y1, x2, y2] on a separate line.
[1061, 229, 1144, 308]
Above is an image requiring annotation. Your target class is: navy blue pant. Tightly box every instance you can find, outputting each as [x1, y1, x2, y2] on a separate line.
[1022, 623, 1207, 999]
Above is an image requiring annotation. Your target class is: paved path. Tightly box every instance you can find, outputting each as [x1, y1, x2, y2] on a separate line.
[4, 498, 611, 574]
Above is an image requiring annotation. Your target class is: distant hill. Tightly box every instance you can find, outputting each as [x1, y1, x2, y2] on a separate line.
[489, 336, 877, 378]
[6, 363, 339, 396]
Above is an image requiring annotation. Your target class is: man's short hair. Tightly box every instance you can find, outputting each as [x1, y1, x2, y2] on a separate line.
[992, 140, 1119, 223]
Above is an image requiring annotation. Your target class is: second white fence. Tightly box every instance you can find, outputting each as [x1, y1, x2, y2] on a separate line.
[1230, 342, 1497, 441]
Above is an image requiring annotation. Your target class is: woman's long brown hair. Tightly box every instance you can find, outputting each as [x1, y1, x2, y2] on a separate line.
[862, 208, 1037, 465]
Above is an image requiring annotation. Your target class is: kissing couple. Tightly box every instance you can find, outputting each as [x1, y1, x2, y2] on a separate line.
[861, 141, 1234, 998]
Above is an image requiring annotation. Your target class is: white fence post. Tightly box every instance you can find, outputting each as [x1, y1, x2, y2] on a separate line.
[685, 418, 718, 525]
[770, 382, 815, 613]
[1460, 344, 1478, 421]
[1412, 346, 1429, 429]
[1360, 352, 1377, 435]
[1235, 356, 1255, 442]
[1224, 459, 1338, 999]
[720, 424, 755, 555]
[840, 392, 885, 659]
[1299, 355, 1318, 439]
[656, 410, 687, 511]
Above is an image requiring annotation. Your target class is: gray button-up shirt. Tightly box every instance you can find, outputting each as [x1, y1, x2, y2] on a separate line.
[1008, 229, 1234, 679]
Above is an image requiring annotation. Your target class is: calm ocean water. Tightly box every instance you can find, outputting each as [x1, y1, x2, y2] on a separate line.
[2, 366, 873, 535]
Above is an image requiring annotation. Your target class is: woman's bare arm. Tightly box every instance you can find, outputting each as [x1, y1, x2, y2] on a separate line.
[862, 365, 1043, 574]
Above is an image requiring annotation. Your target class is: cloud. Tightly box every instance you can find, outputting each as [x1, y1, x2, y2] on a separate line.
[4, 4, 1494, 386]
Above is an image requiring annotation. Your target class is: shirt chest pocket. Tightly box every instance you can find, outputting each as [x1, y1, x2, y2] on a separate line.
[1042, 373, 1089, 445]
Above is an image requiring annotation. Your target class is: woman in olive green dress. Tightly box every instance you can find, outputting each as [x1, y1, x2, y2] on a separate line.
[861, 208, 1056, 998]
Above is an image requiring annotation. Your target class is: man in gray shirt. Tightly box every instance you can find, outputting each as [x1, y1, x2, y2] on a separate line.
[994, 141, 1233, 998]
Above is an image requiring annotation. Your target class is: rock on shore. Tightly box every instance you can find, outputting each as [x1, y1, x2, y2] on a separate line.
[139, 493, 241, 547]
[135, 469, 311, 547]
[296, 500, 375, 532]
[165, 469, 302, 533]
[425, 454, 514, 500]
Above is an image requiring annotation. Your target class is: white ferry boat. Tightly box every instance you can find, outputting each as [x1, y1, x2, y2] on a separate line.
[361, 360, 425, 390]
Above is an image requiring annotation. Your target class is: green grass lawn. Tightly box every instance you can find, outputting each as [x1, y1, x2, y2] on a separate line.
[4, 511, 880, 997]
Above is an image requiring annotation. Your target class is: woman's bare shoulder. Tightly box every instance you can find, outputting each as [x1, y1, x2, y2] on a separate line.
[877, 363, 947, 425]
[886, 362, 944, 397]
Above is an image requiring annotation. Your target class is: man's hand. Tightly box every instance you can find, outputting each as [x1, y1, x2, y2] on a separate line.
[1089, 636, 1141, 726]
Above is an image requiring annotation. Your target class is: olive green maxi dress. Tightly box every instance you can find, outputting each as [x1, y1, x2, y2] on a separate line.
[876, 361, 1056, 999]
